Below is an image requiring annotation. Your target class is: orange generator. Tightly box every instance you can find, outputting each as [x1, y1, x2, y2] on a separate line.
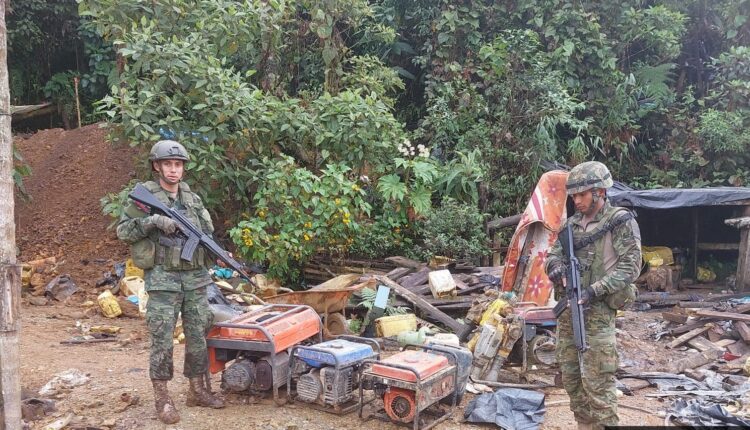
[359, 344, 471, 430]
[207, 304, 322, 403]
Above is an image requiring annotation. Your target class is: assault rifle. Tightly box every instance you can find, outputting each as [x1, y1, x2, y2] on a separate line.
[552, 223, 588, 362]
[129, 184, 260, 288]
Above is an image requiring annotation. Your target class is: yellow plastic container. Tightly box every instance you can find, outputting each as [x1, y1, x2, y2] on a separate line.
[479, 299, 512, 326]
[120, 276, 145, 297]
[642, 246, 674, 266]
[375, 314, 417, 337]
[125, 258, 145, 279]
[98, 290, 122, 318]
[21, 264, 33, 288]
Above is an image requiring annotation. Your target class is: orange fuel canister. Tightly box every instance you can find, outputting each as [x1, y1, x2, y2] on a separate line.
[370, 350, 449, 382]
[207, 304, 321, 353]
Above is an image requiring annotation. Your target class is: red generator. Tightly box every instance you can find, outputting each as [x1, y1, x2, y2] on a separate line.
[207, 304, 322, 403]
[359, 344, 471, 430]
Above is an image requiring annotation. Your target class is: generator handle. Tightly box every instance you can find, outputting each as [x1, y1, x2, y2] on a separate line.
[403, 342, 461, 367]
[360, 358, 423, 384]
[336, 335, 382, 358]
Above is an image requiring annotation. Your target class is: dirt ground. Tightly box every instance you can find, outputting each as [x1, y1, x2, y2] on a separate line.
[14, 126, 668, 429]
[19, 303, 668, 430]
[14, 124, 138, 288]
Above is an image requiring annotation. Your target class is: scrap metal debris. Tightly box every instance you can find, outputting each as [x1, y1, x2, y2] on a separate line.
[668, 398, 750, 427]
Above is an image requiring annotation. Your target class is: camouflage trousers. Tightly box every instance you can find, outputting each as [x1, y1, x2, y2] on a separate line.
[556, 302, 618, 430]
[146, 288, 213, 380]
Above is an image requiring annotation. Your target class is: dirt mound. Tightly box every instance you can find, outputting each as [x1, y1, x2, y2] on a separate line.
[14, 124, 139, 290]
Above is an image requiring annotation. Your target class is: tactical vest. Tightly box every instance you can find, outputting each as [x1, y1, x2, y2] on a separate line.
[572, 206, 638, 310]
[128, 181, 209, 271]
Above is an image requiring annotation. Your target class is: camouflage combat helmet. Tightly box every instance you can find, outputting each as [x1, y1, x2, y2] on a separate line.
[566, 161, 613, 195]
[149, 140, 190, 162]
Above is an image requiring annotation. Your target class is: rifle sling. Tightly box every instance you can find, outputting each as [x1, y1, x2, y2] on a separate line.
[573, 210, 635, 250]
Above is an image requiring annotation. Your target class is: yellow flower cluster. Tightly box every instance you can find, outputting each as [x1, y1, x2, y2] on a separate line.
[352, 184, 361, 192]
[241, 228, 253, 247]
[304, 233, 311, 241]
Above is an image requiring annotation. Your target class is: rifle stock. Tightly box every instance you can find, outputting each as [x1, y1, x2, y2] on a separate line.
[558, 224, 588, 354]
[129, 184, 259, 288]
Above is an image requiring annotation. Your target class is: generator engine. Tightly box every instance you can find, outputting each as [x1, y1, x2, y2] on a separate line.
[290, 336, 379, 414]
[206, 304, 322, 403]
[360, 344, 471, 429]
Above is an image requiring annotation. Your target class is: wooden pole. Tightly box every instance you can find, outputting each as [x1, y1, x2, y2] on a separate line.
[73, 76, 81, 129]
[736, 207, 750, 292]
[0, 1, 22, 428]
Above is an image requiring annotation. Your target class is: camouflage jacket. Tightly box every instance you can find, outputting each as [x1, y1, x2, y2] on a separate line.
[116, 180, 214, 291]
[547, 200, 642, 300]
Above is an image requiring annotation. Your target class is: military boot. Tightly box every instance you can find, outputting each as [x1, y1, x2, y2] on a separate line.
[151, 379, 180, 424]
[186, 377, 225, 408]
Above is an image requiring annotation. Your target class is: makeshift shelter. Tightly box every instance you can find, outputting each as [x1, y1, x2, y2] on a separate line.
[609, 185, 750, 291]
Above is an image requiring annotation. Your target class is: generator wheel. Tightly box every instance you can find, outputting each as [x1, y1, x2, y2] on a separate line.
[324, 312, 350, 339]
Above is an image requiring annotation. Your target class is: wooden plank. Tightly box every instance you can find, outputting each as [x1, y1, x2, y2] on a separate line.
[456, 283, 489, 296]
[376, 276, 474, 340]
[738, 228, 750, 292]
[662, 311, 688, 324]
[384, 256, 424, 269]
[707, 326, 724, 342]
[400, 267, 431, 289]
[671, 349, 723, 374]
[670, 319, 715, 336]
[453, 277, 469, 291]
[687, 336, 723, 352]
[696, 310, 750, 323]
[697, 242, 740, 251]
[735, 322, 750, 342]
[714, 339, 737, 348]
[487, 213, 522, 230]
[385, 267, 414, 281]
[668, 324, 713, 349]
[728, 341, 749, 356]
[679, 301, 715, 308]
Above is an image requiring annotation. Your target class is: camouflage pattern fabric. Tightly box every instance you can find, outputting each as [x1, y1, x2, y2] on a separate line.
[116, 180, 214, 291]
[566, 161, 614, 195]
[146, 288, 213, 380]
[547, 200, 642, 429]
[116, 180, 216, 381]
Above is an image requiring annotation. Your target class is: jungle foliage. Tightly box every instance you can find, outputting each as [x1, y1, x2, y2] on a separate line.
[10, 0, 749, 283]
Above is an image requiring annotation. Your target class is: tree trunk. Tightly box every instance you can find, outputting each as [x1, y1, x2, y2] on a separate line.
[0, 1, 22, 428]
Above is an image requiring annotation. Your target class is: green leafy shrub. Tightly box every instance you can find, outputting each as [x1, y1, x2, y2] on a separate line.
[100, 180, 138, 229]
[416, 198, 489, 263]
[229, 156, 370, 284]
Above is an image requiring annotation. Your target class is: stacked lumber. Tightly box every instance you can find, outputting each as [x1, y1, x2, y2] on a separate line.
[303, 256, 398, 284]
[658, 301, 750, 373]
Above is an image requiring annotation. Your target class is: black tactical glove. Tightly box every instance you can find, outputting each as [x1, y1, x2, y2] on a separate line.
[547, 261, 566, 286]
[578, 286, 596, 305]
[145, 214, 178, 234]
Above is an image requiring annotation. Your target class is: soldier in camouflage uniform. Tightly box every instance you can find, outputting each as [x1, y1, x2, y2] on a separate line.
[116, 140, 224, 424]
[545, 161, 642, 430]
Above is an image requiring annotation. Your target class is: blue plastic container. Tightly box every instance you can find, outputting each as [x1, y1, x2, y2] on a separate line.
[296, 339, 376, 368]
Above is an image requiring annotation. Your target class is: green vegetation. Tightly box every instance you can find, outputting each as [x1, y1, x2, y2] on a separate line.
[9, 1, 749, 284]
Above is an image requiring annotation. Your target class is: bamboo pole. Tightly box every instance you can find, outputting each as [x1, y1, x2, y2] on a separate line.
[73, 76, 81, 129]
[0, 1, 22, 428]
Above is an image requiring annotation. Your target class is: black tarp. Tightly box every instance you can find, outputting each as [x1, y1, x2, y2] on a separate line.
[464, 388, 546, 430]
[539, 161, 750, 210]
[609, 186, 750, 210]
